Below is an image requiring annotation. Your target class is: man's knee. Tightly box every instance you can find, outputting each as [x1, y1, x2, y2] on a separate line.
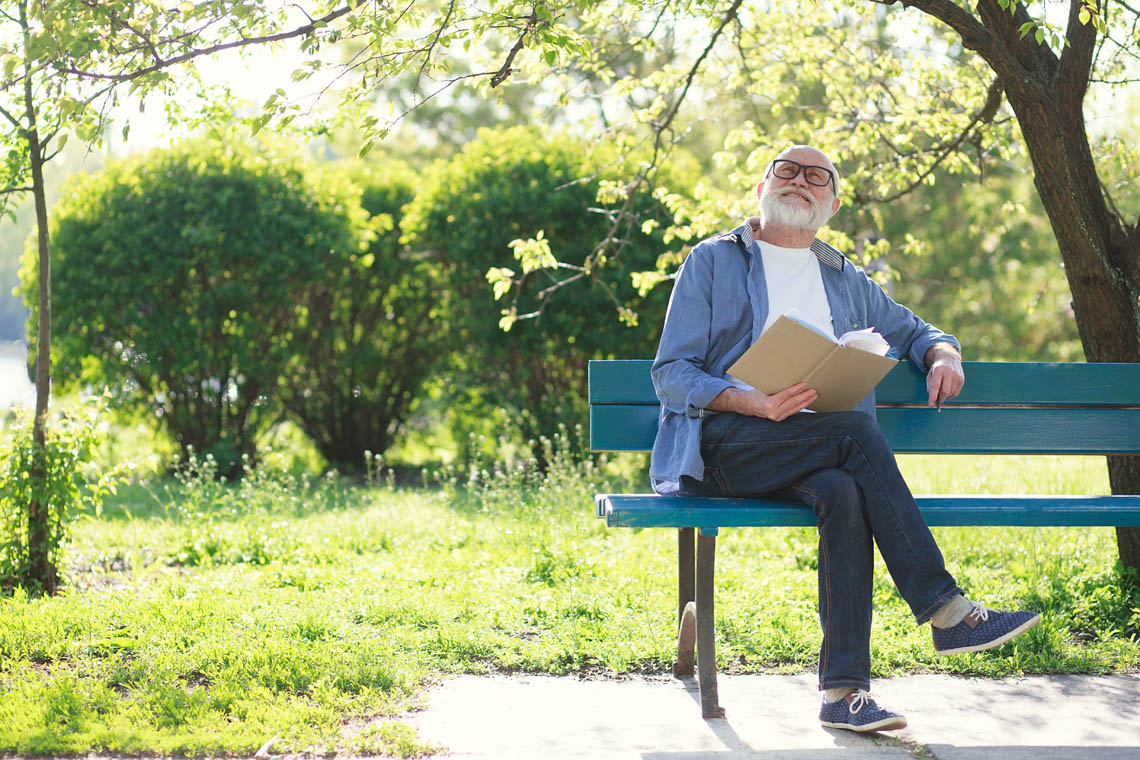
[797, 468, 861, 515]
[809, 468, 860, 503]
[831, 411, 888, 451]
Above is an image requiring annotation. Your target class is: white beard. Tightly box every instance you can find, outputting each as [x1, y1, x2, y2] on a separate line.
[759, 184, 833, 231]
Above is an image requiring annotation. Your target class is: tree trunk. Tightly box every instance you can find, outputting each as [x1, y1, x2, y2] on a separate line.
[21, 0, 57, 594]
[975, 0, 1140, 572]
[1109, 457, 1140, 572]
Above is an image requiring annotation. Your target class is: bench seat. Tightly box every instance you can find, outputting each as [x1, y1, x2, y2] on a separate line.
[596, 493, 1140, 529]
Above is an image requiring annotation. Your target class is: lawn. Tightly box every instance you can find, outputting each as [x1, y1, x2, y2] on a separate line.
[1, 445, 1137, 755]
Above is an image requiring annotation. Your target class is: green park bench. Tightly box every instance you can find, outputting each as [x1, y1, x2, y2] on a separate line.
[588, 359, 1140, 718]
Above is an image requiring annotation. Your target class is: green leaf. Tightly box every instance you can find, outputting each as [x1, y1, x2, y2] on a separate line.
[486, 267, 516, 300]
[1078, 7, 1090, 24]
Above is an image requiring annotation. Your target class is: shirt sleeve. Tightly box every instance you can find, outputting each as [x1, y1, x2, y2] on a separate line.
[650, 245, 733, 415]
[853, 266, 960, 369]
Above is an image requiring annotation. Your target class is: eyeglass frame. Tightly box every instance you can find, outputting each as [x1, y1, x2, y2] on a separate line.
[765, 159, 837, 192]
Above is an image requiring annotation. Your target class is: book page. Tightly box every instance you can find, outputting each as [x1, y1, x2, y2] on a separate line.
[836, 327, 890, 356]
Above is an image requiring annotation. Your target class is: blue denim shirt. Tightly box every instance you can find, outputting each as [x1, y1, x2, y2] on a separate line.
[650, 219, 959, 491]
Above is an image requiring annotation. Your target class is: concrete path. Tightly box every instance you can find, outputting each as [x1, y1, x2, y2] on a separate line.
[411, 673, 1140, 760]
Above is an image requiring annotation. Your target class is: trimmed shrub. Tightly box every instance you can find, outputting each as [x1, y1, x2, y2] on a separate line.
[400, 126, 680, 457]
[22, 139, 364, 475]
[277, 162, 451, 470]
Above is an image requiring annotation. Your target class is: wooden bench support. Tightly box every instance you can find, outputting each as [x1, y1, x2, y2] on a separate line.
[676, 601, 696, 677]
[678, 527, 695, 627]
[697, 528, 725, 718]
[674, 527, 696, 677]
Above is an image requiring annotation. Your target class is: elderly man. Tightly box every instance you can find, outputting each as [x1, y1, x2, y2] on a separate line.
[650, 145, 1040, 732]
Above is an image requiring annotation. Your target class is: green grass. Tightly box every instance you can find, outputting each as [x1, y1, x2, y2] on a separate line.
[1, 448, 1138, 756]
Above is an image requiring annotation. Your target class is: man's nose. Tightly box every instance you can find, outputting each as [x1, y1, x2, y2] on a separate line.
[788, 171, 810, 187]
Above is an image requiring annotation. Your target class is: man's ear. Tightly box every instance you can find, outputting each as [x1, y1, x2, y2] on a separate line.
[756, 181, 765, 199]
[830, 195, 841, 215]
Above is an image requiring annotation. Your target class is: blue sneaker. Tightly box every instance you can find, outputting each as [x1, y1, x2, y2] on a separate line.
[819, 690, 907, 732]
[932, 602, 1041, 655]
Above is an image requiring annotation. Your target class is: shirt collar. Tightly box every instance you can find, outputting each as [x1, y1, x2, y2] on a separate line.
[740, 217, 846, 271]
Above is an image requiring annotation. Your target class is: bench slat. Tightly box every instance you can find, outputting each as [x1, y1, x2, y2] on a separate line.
[590, 404, 1140, 454]
[589, 360, 1140, 407]
[597, 494, 1140, 528]
[876, 407, 1140, 453]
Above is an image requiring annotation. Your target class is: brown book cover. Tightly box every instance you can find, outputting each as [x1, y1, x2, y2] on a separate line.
[726, 315, 898, 412]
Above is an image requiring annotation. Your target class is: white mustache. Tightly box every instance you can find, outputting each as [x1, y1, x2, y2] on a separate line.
[779, 189, 813, 203]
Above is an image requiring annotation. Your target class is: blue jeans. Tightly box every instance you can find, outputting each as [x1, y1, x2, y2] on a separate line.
[680, 410, 962, 692]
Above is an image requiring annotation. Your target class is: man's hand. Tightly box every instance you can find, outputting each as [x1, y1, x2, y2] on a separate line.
[707, 382, 817, 421]
[925, 343, 965, 409]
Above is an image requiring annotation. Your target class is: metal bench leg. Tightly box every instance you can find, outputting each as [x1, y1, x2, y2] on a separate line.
[696, 528, 725, 718]
[675, 527, 696, 677]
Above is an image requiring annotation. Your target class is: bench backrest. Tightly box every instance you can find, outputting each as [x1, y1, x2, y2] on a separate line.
[588, 360, 1140, 455]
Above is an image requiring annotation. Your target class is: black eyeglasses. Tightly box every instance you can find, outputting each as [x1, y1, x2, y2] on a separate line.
[766, 159, 836, 191]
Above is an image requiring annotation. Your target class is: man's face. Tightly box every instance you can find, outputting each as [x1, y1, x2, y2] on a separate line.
[757, 148, 841, 232]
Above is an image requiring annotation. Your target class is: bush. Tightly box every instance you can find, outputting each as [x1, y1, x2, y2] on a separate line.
[0, 400, 122, 594]
[276, 162, 451, 470]
[23, 139, 365, 475]
[400, 126, 682, 458]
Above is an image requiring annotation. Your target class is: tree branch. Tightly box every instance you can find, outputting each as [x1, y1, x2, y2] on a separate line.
[0, 101, 22, 128]
[974, 0, 1059, 84]
[1058, 0, 1099, 109]
[54, 4, 353, 83]
[491, 6, 541, 87]
[418, 0, 456, 81]
[871, 0, 998, 62]
[117, 13, 166, 66]
[0, 186, 33, 196]
[854, 76, 1006, 205]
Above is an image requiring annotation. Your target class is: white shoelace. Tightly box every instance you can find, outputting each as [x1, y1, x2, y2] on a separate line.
[967, 602, 992, 623]
[848, 689, 873, 714]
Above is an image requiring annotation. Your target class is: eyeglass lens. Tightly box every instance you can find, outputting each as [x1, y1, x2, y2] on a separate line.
[772, 160, 832, 187]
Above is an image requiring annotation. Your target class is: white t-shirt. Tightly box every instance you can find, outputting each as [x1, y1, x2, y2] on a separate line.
[758, 240, 832, 335]
[727, 241, 833, 391]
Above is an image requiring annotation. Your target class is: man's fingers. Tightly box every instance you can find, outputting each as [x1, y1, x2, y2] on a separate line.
[927, 372, 940, 407]
[770, 387, 816, 421]
[771, 382, 809, 402]
[927, 363, 966, 407]
[946, 370, 965, 400]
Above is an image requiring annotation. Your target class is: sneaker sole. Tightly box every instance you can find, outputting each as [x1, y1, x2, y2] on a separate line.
[935, 613, 1041, 656]
[821, 715, 908, 732]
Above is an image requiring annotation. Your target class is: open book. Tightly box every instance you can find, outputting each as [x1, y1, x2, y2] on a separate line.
[726, 314, 898, 412]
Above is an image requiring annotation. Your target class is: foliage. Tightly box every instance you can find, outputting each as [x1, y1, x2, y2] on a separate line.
[21, 138, 364, 476]
[277, 160, 450, 470]
[878, 162, 1084, 361]
[0, 398, 123, 595]
[0, 450, 1137, 754]
[400, 125, 686, 455]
